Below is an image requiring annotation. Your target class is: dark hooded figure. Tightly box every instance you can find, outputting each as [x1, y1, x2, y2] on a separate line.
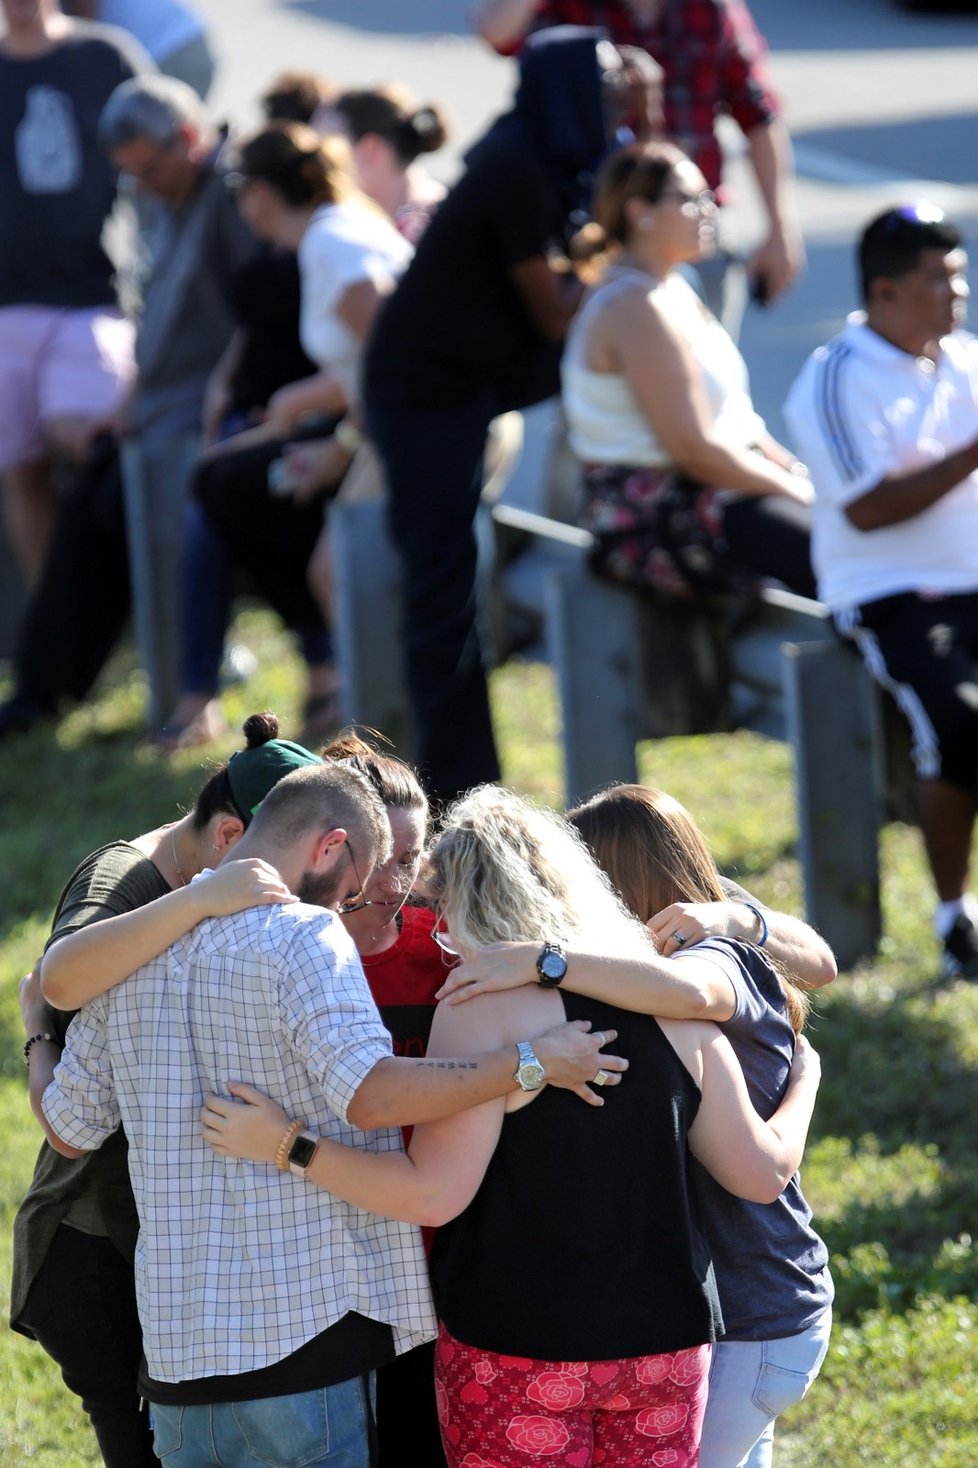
[363, 26, 623, 805]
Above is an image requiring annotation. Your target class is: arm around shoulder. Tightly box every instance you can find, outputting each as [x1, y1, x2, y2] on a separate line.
[681, 1023, 821, 1203]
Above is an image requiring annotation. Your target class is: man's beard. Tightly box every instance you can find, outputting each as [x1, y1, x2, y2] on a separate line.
[297, 864, 349, 909]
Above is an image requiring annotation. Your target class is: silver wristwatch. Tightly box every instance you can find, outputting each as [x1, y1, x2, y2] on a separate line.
[514, 1039, 546, 1092]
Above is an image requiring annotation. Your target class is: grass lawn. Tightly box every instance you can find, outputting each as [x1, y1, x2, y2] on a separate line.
[2, 613, 977, 1465]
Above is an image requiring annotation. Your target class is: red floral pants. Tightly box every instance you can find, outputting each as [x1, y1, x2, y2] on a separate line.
[434, 1323, 710, 1467]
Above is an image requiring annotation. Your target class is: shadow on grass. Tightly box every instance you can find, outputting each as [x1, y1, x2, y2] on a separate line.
[811, 983, 978, 1315]
[0, 722, 213, 942]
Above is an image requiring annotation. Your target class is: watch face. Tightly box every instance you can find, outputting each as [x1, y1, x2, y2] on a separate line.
[518, 1061, 546, 1091]
[288, 1133, 318, 1170]
[540, 949, 567, 980]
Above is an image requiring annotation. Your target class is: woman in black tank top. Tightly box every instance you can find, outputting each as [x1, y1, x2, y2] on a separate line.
[199, 784, 822, 1468]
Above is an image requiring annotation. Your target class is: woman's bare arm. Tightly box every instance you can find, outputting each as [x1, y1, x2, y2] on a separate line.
[604, 285, 812, 501]
[650, 900, 837, 986]
[666, 1021, 821, 1202]
[41, 861, 295, 1009]
[437, 940, 737, 1020]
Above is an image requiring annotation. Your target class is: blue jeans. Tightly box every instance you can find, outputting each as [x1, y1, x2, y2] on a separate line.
[149, 1375, 376, 1467]
[121, 428, 203, 729]
[697, 1306, 832, 1468]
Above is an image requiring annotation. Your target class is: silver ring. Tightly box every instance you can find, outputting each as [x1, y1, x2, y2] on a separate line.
[593, 1069, 611, 1087]
[673, 932, 687, 948]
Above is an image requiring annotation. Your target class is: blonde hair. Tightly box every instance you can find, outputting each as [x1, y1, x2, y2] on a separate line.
[426, 785, 651, 959]
[569, 784, 811, 1035]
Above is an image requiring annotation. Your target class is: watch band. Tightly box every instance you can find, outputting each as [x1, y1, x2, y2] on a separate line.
[536, 940, 567, 987]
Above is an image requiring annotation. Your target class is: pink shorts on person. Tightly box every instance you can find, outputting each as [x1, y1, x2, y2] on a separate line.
[0, 304, 136, 470]
[435, 1323, 711, 1467]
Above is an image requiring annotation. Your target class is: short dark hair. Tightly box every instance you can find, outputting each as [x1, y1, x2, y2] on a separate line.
[858, 205, 963, 303]
[248, 762, 392, 873]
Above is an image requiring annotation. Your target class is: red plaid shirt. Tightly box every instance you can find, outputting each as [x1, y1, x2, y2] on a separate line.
[491, 0, 780, 196]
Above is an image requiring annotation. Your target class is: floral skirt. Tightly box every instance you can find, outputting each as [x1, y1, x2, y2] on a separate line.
[580, 462, 760, 600]
[435, 1322, 710, 1467]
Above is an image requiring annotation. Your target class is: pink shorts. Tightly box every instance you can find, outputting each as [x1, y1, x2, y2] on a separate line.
[435, 1323, 711, 1468]
[0, 304, 136, 469]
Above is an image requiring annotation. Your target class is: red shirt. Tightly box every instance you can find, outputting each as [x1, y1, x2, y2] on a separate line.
[361, 903, 454, 1254]
[360, 903, 451, 1060]
[491, 0, 780, 195]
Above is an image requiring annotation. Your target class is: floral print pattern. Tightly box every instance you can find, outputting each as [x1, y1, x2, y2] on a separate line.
[435, 1324, 709, 1467]
[580, 462, 761, 600]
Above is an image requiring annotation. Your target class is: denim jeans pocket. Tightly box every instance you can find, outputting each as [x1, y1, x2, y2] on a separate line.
[232, 1390, 333, 1468]
[752, 1360, 812, 1418]
[149, 1406, 184, 1460]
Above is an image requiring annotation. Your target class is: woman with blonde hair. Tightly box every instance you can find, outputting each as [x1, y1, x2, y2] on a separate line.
[199, 783, 823, 1468]
[564, 139, 816, 601]
[437, 782, 834, 1468]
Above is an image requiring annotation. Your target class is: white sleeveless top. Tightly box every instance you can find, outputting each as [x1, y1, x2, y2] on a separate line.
[561, 268, 765, 467]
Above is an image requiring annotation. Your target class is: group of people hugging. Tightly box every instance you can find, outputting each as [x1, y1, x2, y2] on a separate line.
[17, 713, 834, 1468]
[12, 23, 838, 1468]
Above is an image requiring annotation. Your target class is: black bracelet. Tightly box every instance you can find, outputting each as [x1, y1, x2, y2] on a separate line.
[24, 1032, 55, 1063]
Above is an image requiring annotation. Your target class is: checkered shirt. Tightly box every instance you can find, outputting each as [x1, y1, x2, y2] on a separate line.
[43, 901, 437, 1383]
[497, 0, 780, 194]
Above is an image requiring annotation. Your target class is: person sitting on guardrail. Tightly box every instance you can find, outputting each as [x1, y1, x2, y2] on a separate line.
[784, 203, 978, 982]
[564, 139, 816, 605]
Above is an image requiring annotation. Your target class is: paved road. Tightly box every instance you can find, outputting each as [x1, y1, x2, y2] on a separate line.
[193, 0, 978, 435]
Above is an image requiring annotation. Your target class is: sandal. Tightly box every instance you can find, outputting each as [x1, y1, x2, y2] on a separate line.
[148, 698, 227, 753]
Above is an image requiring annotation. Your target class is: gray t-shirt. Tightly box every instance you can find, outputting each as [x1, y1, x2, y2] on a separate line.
[0, 23, 148, 309]
[130, 137, 257, 433]
[677, 936, 834, 1340]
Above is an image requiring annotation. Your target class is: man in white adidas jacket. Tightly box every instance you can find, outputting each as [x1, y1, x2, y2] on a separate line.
[785, 204, 978, 980]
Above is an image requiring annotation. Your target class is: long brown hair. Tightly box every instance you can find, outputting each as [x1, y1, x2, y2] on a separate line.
[567, 784, 810, 1033]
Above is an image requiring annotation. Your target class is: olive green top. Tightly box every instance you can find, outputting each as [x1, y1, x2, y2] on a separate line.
[10, 842, 169, 1336]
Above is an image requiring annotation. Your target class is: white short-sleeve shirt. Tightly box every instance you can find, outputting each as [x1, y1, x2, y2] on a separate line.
[298, 199, 413, 400]
[784, 315, 978, 610]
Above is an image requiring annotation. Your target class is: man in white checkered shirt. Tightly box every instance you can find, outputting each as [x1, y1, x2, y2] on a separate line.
[42, 762, 613, 1466]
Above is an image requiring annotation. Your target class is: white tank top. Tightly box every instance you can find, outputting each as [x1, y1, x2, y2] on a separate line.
[561, 268, 765, 467]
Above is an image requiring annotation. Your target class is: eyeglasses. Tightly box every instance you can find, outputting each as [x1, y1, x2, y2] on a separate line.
[337, 839, 371, 915]
[431, 924, 459, 957]
[656, 187, 716, 212]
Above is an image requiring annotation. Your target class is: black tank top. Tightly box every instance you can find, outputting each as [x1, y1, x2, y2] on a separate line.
[429, 991, 723, 1361]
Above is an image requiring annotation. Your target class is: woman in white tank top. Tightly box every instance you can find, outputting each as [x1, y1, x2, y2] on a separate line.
[563, 141, 815, 600]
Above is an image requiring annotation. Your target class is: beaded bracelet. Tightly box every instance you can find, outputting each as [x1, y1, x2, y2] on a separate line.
[23, 1032, 54, 1064]
[274, 1119, 304, 1172]
[743, 903, 769, 948]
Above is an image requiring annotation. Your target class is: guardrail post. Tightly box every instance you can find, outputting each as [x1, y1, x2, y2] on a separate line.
[782, 638, 882, 967]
